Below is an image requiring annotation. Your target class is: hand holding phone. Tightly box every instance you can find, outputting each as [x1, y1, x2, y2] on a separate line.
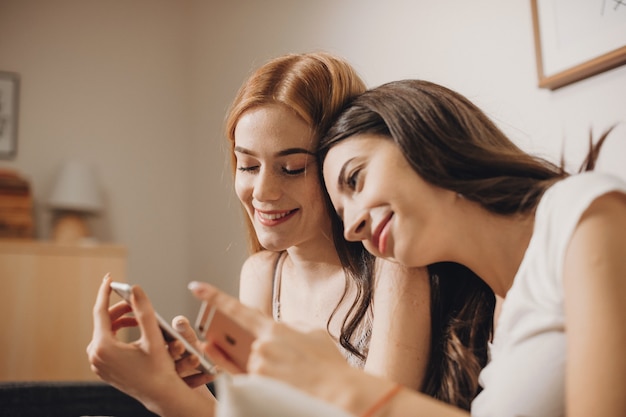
[195, 301, 255, 372]
[110, 281, 219, 376]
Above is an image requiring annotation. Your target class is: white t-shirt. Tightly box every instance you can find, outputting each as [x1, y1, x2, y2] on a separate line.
[471, 172, 626, 417]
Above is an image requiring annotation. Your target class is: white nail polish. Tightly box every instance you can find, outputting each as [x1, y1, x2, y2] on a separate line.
[174, 319, 186, 331]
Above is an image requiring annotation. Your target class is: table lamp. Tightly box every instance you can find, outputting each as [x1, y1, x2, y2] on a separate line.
[48, 161, 103, 244]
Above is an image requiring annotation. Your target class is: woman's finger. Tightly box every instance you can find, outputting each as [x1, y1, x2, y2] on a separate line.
[169, 315, 202, 360]
[182, 371, 216, 389]
[92, 273, 115, 338]
[168, 339, 186, 359]
[174, 352, 200, 375]
[87, 274, 119, 365]
[108, 300, 133, 321]
[128, 285, 166, 348]
[111, 316, 138, 333]
[188, 281, 270, 337]
[172, 316, 201, 348]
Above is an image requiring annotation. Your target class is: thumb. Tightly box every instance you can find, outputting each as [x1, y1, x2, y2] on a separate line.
[172, 315, 201, 348]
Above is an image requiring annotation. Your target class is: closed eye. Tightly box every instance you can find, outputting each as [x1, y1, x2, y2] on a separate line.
[237, 166, 259, 173]
[282, 167, 306, 176]
[346, 168, 361, 190]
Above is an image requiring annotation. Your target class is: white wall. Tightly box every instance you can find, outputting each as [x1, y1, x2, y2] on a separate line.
[1, 0, 624, 322]
[191, 0, 625, 174]
[0, 0, 196, 320]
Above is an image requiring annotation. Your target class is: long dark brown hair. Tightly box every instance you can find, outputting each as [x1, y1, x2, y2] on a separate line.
[319, 79, 613, 409]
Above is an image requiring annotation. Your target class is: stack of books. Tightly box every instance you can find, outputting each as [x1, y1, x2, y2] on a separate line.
[0, 169, 34, 238]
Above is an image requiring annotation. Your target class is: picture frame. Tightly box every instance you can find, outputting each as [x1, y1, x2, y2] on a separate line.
[531, 0, 626, 90]
[0, 71, 20, 159]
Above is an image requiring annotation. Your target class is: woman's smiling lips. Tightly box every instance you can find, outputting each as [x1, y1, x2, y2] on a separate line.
[372, 213, 394, 255]
[255, 209, 298, 226]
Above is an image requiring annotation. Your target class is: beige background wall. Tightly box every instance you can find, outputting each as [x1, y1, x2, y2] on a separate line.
[1, 0, 625, 322]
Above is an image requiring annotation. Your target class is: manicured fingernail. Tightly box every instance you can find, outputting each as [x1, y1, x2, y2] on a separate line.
[174, 318, 186, 331]
[187, 281, 201, 291]
[103, 272, 110, 282]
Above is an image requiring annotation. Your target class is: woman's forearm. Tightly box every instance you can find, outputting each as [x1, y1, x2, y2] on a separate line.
[385, 390, 469, 417]
[142, 381, 217, 417]
[317, 367, 468, 417]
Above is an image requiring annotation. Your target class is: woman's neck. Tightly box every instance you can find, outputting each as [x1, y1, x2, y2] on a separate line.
[279, 234, 351, 336]
[450, 206, 535, 298]
[286, 238, 344, 284]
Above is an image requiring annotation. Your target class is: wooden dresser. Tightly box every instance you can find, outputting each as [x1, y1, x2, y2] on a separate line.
[0, 239, 127, 381]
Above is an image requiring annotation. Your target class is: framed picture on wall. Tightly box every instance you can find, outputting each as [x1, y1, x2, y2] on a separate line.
[531, 0, 626, 90]
[0, 71, 20, 159]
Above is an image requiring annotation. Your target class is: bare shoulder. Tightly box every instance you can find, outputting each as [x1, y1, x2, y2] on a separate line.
[581, 190, 626, 217]
[565, 190, 626, 284]
[569, 190, 626, 256]
[240, 250, 281, 279]
[239, 250, 282, 315]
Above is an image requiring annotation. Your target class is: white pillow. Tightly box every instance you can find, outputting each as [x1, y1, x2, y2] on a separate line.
[215, 373, 353, 417]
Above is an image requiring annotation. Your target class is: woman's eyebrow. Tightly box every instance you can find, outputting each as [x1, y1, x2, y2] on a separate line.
[233, 146, 314, 157]
[276, 147, 315, 157]
[234, 146, 253, 155]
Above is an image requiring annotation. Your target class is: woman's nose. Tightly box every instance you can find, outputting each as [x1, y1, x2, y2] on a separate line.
[252, 169, 281, 202]
[343, 207, 369, 242]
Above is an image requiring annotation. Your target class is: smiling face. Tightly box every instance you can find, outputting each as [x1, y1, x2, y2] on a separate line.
[323, 134, 455, 267]
[234, 104, 331, 251]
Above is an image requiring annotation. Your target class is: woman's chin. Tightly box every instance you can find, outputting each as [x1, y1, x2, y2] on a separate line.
[258, 239, 290, 252]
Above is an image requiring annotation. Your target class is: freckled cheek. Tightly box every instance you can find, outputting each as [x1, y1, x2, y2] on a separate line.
[298, 177, 326, 206]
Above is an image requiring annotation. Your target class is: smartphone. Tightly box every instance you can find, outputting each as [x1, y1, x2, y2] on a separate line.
[195, 301, 254, 371]
[110, 281, 219, 375]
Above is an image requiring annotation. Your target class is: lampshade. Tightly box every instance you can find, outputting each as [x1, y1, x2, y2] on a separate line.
[48, 161, 103, 213]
